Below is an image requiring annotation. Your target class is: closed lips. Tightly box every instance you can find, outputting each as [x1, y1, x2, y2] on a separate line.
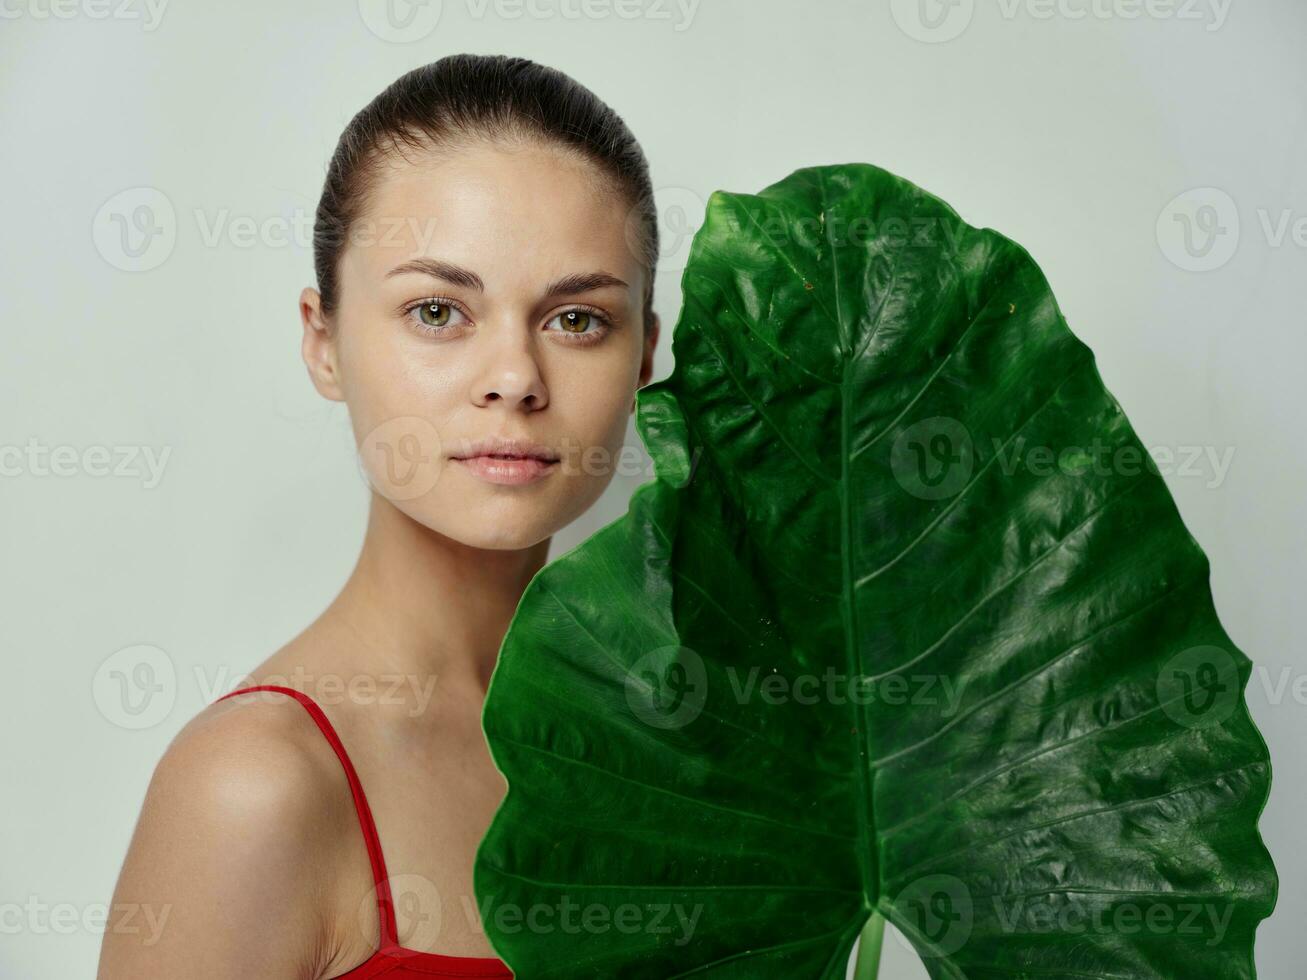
[451, 439, 560, 462]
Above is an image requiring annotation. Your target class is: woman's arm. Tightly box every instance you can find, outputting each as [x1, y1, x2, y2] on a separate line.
[97, 701, 342, 979]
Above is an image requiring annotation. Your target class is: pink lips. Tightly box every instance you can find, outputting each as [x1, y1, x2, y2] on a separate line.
[454, 454, 558, 485]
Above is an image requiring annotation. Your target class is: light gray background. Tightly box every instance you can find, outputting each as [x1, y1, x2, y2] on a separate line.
[1, 1, 1302, 977]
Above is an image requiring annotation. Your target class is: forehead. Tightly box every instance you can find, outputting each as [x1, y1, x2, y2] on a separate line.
[346, 139, 641, 287]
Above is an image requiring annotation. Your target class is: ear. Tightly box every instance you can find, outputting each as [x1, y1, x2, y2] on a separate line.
[300, 286, 344, 402]
[632, 311, 661, 413]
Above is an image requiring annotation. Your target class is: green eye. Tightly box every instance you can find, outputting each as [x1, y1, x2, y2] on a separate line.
[417, 302, 452, 328]
[545, 308, 611, 344]
[560, 310, 591, 333]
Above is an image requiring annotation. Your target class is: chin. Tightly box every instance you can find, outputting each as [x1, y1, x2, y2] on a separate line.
[451, 522, 553, 552]
[392, 471, 612, 551]
[398, 496, 560, 552]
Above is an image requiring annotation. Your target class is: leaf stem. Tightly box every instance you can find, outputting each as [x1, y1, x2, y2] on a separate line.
[852, 911, 885, 980]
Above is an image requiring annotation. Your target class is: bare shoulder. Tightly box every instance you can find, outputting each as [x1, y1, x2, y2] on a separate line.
[97, 690, 353, 980]
[155, 688, 343, 831]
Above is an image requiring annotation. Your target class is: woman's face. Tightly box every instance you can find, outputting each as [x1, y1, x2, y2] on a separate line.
[300, 139, 659, 550]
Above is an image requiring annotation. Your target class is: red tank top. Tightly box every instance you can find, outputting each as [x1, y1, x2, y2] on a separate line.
[213, 684, 513, 979]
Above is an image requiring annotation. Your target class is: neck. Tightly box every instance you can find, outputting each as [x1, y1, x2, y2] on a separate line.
[321, 493, 550, 703]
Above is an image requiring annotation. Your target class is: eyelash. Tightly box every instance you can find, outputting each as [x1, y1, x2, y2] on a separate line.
[401, 296, 614, 345]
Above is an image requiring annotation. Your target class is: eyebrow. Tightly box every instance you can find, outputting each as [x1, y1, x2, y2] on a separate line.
[385, 257, 628, 298]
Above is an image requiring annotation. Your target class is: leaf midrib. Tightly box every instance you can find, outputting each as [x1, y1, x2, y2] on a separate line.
[820, 162, 882, 929]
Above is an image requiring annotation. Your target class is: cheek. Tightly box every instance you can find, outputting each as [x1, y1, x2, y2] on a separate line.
[339, 330, 463, 504]
[542, 371, 640, 520]
[344, 328, 454, 432]
[552, 355, 639, 453]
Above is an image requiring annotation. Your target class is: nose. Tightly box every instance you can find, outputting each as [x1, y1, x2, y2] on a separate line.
[468, 326, 549, 411]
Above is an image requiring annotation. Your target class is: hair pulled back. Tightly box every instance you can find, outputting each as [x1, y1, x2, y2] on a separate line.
[312, 54, 659, 333]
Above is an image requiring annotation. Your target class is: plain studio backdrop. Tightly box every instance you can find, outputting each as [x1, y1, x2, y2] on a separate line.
[1, 2, 1302, 977]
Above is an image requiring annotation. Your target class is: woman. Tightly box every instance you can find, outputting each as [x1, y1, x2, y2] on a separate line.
[98, 53, 661, 979]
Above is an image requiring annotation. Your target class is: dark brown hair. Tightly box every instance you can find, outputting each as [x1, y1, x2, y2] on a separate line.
[312, 54, 658, 333]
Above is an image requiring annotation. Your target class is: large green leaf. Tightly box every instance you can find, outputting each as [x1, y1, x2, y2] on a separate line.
[473, 163, 1276, 978]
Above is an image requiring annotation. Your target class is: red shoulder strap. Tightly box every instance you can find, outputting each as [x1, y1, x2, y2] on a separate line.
[214, 684, 399, 948]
